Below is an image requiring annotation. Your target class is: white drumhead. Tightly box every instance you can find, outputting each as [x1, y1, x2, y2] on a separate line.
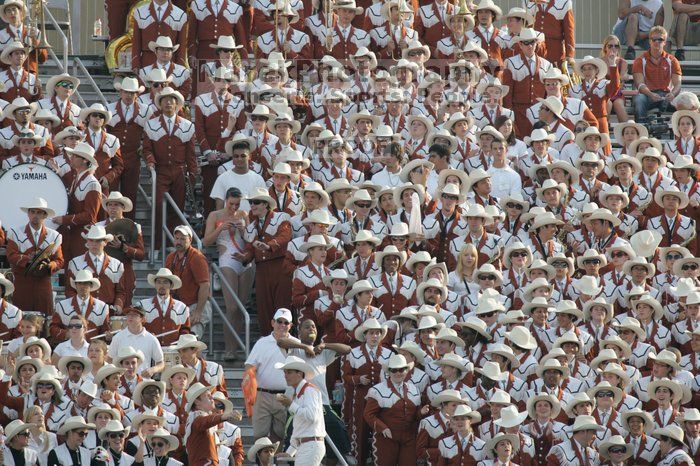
[0, 164, 68, 230]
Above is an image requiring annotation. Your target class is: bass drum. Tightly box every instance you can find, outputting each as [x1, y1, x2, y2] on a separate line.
[0, 164, 68, 230]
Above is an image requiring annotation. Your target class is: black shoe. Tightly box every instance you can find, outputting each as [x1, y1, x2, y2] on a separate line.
[675, 49, 686, 61]
[625, 46, 636, 60]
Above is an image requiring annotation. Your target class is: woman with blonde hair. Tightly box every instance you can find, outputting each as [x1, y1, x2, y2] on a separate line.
[85, 338, 108, 383]
[599, 34, 629, 123]
[447, 243, 479, 295]
[24, 405, 57, 464]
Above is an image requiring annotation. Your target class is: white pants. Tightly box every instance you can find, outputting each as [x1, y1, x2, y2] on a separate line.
[295, 440, 326, 466]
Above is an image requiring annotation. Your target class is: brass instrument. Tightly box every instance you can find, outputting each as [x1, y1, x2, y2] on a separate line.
[29, 0, 51, 61]
[561, 61, 581, 97]
[325, 0, 334, 52]
[105, 218, 139, 262]
[25, 242, 56, 276]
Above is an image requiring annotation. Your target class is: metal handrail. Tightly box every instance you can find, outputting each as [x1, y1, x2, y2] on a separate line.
[73, 57, 108, 107]
[325, 436, 349, 466]
[42, 3, 68, 71]
[208, 295, 248, 357]
[161, 193, 249, 356]
[136, 166, 157, 265]
[210, 262, 250, 356]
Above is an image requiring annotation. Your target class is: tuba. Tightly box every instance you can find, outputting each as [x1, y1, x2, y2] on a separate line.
[105, 218, 139, 262]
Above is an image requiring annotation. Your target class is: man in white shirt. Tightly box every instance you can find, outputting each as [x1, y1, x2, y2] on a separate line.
[487, 138, 522, 199]
[211, 135, 266, 211]
[275, 355, 327, 466]
[370, 141, 405, 188]
[244, 308, 300, 442]
[108, 306, 164, 378]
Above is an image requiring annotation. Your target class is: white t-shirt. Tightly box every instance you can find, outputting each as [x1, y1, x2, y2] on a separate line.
[54, 339, 90, 359]
[108, 327, 164, 374]
[210, 170, 266, 211]
[487, 165, 522, 199]
[289, 348, 338, 405]
[244, 334, 299, 391]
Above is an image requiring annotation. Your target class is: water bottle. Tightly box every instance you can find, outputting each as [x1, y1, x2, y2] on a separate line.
[332, 381, 344, 405]
[93, 18, 103, 37]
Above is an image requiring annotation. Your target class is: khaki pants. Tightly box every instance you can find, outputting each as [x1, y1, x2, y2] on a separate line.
[252, 390, 287, 442]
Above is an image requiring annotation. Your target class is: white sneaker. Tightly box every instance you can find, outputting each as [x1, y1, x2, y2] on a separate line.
[212, 273, 221, 292]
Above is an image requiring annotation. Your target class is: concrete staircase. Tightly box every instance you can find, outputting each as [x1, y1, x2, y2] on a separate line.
[41, 55, 262, 461]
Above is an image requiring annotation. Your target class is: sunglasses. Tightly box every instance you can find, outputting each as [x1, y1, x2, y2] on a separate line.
[151, 441, 166, 448]
[552, 262, 569, 269]
[16, 108, 32, 115]
[609, 447, 626, 453]
[215, 403, 226, 410]
[583, 259, 601, 265]
[478, 275, 496, 281]
[68, 323, 83, 329]
[666, 254, 683, 260]
[610, 252, 627, 258]
[151, 82, 166, 88]
[506, 202, 524, 209]
[682, 264, 698, 271]
[408, 50, 425, 56]
[442, 194, 460, 201]
[391, 236, 408, 241]
[480, 311, 496, 318]
[57, 81, 74, 89]
[249, 199, 266, 206]
[355, 202, 372, 208]
[251, 115, 268, 122]
[276, 319, 291, 325]
[75, 431, 89, 438]
[108, 432, 126, 439]
[37, 383, 55, 390]
[90, 113, 106, 119]
[595, 391, 615, 398]
[389, 367, 407, 373]
[521, 40, 536, 46]
[510, 251, 528, 258]
[651, 37, 666, 43]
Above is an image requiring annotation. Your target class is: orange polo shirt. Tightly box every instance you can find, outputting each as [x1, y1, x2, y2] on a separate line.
[632, 50, 682, 93]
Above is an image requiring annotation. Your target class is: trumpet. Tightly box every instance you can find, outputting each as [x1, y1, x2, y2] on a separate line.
[325, 0, 334, 52]
[561, 61, 581, 96]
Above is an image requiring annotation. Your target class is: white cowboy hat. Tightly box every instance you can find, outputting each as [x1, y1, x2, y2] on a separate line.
[563, 392, 596, 418]
[494, 405, 529, 429]
[392, 340, 426, 365]
[302, 209, 337, 227]
[620, 408, 654, 433]
[547, 160, 580, 182]
[613, 120, 649, 145]
[269, 113, 302, 135]
[612, 317, 646, 341]
[472, 265, 503, 287]
[651, 425, 686, 444]
[333, 0, 363, 13]
[345, 279, 377, 300]
[514, 28, 544, 43]
[574, 276, 602, 297]
[635, 146, 666, 166]
[598, 185, 630, 209]
[98, 420, 130, 441]
[404, 251, 433, 274]
[485, 343, 518, 367]
[132, 380, 166, 406]
[402, 40, 431, 60]
[46, 73, 80, 97]
[3, 97, 35, 121]
[174, 334, 207, 351]
[587, 381, 623, 406]
[443, 111, 473, 134]
[11, 129, 42, 146]
[671, 109, 700, 137]
[417, 278, 449, 305]
[0, 0, 26, 23]
[354, 318, 388, 343]
[630, 230, 662, 259]
[81, 224, 113, 242]
[3, 420, 33, 443]
[147, 267, 182, 290]
[476, 361, 508, 381]
[433, 352, 470, 375]
[455, 316, 491, 340]
[574, 55, 608, 80]
[383, 353, 413, 372]
[20, 196, 55, 217]
[439, 183, 467, 204]
[575, 127, 611, 150]
[504, 325, 537, 350]
[224, 133, 257, 156]
[648, 349, 681, 371]
[93, 364, 126, 387]
[536, 358, 570, 378]
[185, 382, 217, 412]
[600, 362, 630, 387]
[350, 46, 378, 70]
[540, 67, 570, 86]
[634, 294, 664, 320]
[248, 187, 277, 209]
[485, 433, 520, 459]
[629, 137, 663, 157]
[583, 298, 614, 324]
[576, 248, 608, 269]
[417, 315, 445, 333]
[452, 404, 482, 422]
[101, 191, 134, 212]
[394, 183, 426, 207]
[530, 211, 564, 230]
[147, 428, 180, 453]
[12, 356, 43, 384]
[79, 102, 112, 123]
[506, 6, 534, 25]
[57, 416, 96, 436]
[247, 437, 281, 462]
[209, 35, 243, 50]
[427, 128, 458, 152]
[598, 436, 633, 462]
[69, 269, 101, 292]
[431, 388, 466, 408]
[417, 73, 446, 94]
[114, 346, 145, 366]
[435, 327, 465, 347]
[502, 242, 533, 269]
[537, 96, 565, 120]
[571, 415, 604, 432]
[349, 109, 381, 128]
[475, 77, 509, 97]
[145, 68, 173, 85]
[58, 355, 92, 375]
[375, 245, 407, 266]
[350, 229, 381, 246]
[113, 76, 146, 95]
[148, 35, 179, 53]
[154, 87, 185, 109]
[654, 186, 689, 209]
[526, 393, 561, 420]
[670, 154, 700, 173]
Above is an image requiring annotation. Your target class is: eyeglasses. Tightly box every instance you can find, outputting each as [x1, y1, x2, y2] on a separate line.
[682, 264, 698, 271]
[355, 202, 372, 208]
[389, 367, 407, 373]
[583, 259, 601, 265]
[408, 50, 425, 57]
[276, 319, 291, 325]
[16, 109, 31, 115]
[651, 37, 666, 43]
[442, 194, 459, 201]
[37, 383, 55, 390]
[666, 254, 683, 260]
[249, 199, 266, 206]
[75, 431, 89, 438]
[57, 81, 74, 89]
[90, 113, 106, 119]
[510, 251, 528, 258]
[506, 202, 524, 209]
[68, 323, 83, 329]
[595, 391, 615, 398]
[151, 441, 166, 448]
[521, 40, 536, 46]
[610, 252, 627, 258]
[609, 447, 626, 454]
[552, 262, 569, 269]
[251, 115, 268, 122]
[16, 432, 30, 437]
[478, 275, 496, 281]
[108, 432, 126, 439]
[574, 127, 586, 134]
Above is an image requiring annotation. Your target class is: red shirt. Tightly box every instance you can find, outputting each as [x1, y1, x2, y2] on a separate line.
[632, 50, 682, 92]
